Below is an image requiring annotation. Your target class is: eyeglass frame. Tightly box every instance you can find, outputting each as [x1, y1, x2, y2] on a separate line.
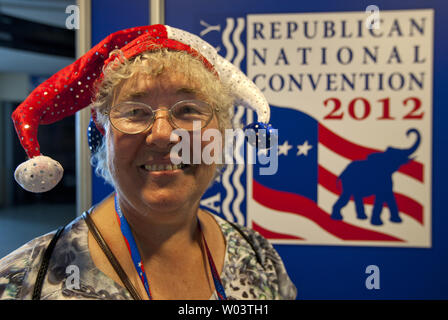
[103, 99, 219, 135]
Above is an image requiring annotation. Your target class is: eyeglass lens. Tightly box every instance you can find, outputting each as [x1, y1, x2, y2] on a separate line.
[109, 100, 213, 134]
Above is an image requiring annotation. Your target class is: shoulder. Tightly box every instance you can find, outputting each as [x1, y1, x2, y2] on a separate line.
[212, 215, 297, 300]
[0, 215, 87, 300]
[0, 230, 55, 300]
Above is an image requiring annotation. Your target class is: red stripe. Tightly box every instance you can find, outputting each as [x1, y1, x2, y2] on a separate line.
[391, 193, 424, 225]
[115, 212, 122, 226]
[124, 238, 132, 255]
[318, 123, 423, 182]
[252, 221, 304, 240]
[253, 180, 403, 242]
[318, 165, 342, 195]
[399, 161, 424, 182]
[319, 123, 375, 159]
[318, 166, 423, 224]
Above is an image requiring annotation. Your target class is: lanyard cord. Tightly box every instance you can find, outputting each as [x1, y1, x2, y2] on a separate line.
[198, 221, 227, 300]
[114, 196, 152, 298]
[114, 195, 227, 300]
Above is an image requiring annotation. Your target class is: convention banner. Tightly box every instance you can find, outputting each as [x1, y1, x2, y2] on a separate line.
[200, 9, 433, 248]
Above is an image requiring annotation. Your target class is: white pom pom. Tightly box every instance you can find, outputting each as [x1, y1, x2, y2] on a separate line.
[14, 155, 64, 193]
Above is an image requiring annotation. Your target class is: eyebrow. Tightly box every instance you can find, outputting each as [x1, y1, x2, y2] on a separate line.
[118, 86, 199, 103]
[176, 87, 198, 95]
[121, 90, 149, 101]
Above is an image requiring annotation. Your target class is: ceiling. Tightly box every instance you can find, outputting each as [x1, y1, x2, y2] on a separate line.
[0, 0, 75, 74]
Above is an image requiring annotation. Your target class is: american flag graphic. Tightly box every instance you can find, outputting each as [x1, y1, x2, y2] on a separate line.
[247, 105, 426, 246]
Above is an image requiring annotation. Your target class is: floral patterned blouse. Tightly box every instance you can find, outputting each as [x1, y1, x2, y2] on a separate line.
[0, 214, 297, 300]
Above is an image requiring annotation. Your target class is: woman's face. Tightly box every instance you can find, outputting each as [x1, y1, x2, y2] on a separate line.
[107, 72, 219, 220]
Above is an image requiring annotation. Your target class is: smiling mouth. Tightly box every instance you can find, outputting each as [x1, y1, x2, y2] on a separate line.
[140, 163, 190, 172]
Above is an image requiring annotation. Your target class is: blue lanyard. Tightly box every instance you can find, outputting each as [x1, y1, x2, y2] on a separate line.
[114, 195, 227, 300]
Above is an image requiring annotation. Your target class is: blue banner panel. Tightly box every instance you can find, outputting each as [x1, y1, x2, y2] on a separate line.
[90, 0, 149, 205]
[91, 0, 149, 45]
[165, 0, 448, 299]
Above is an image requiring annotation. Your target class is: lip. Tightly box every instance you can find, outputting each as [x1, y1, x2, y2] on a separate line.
[139, 158, 185, 166]
[140, 168, 182, 177]
[138, 163, 191, 175]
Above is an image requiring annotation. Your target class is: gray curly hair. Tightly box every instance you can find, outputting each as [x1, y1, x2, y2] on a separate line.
[90, 49, 237, 187]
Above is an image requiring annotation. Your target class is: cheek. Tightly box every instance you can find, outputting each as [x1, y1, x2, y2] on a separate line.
[198, 124, 221, 180]
[201, 135, 222, 163]
[200, 116, 222, 159]
[106, 136, 119, 179]
[106, 131, 141, 175]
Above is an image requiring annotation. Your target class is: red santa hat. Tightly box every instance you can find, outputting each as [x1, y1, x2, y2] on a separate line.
[12, 24, 271, 193]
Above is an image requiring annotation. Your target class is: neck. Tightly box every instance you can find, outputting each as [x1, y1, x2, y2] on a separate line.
[116, 194, 202, 260]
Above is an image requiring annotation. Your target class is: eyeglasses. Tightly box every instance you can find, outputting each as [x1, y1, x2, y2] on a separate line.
[105, 100, 216, 134]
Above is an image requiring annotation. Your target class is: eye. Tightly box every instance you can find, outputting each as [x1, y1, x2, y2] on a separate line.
[172, 101, 212, 120]
[125, 108, 147, 117]
[179, 104, 201, 114]
[112, 103, 152, 119]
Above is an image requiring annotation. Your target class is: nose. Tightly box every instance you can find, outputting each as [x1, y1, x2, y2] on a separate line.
[145, 109, 178, 148]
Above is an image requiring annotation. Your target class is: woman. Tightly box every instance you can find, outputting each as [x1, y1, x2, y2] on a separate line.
[0, 25, 296, 300]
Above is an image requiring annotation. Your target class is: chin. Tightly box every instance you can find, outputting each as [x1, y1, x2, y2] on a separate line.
[117, 166, 213, 216]
[139, 188, 194, 213]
